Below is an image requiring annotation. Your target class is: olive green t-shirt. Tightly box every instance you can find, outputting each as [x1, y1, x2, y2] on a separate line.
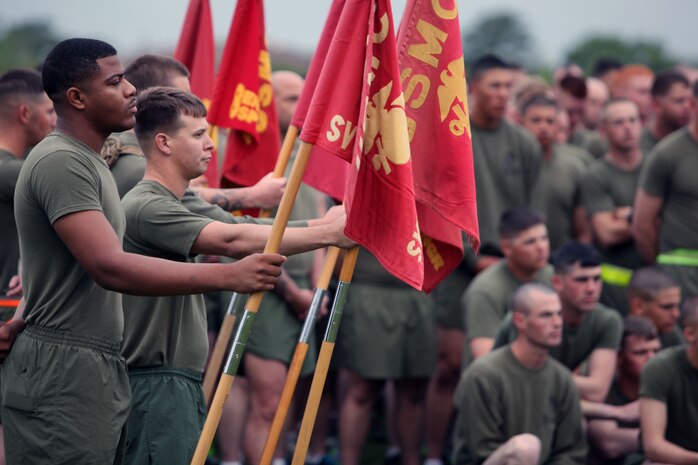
[639, 127, 660, 156]
[581, 157, 645, 271]
[0, 149, 22, 290]
[121, 180, 213, 372]
[639, 127, 698, 252]
[106, 131, 145, 198]
[580, 130, 608, 159]
[471, 119, 542, 254]
[531, 144, 589, 252]
[493, 303, 623, 371]
[452, 346, 586, 465]
[14, 133, 126, 341]
[640, 345, 698, 452]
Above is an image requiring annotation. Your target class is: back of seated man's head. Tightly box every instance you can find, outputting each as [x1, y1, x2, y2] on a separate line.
[42, 38, 117, 111]
[618, 315, 660, 380]
[125, 54, 190, 93]
[628, 266, 681, 334]
[552, 241, 601, 275]
[134, 86, 206, 153]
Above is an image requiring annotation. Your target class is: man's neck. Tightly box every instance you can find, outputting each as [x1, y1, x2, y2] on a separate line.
[562, 303, 587, 327]
[143, 166, 189, 199]
[651, 117, 678, 142]
[0, 126, 29, 158]
[55, 117, 108, 154]
[507, 260, 541, 283]
[606, 148, 642, 171]
[511, 338, 549, 369]
[471, 108, 501, 130]
[617, 373, 640, 401]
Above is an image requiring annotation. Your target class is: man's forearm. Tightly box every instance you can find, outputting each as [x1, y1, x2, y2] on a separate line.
[193, 186, 251, 212]
[633, 219, 659, 264]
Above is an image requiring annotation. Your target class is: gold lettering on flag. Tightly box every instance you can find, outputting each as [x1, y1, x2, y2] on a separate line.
[227, 50, 274, 134]
[407, 20, 448, 68]
[407, 224, 423, 263]
[421, 235, 445, 271]
[363, 81, 410, 174]
[438, 58, 471, 138]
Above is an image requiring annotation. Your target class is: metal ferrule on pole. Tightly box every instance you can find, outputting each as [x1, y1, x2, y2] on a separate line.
[225, 292, 246, 316]
[299, 289, 326, 343]
[324, 281, 350, 343]
[223, 309, 257, 376]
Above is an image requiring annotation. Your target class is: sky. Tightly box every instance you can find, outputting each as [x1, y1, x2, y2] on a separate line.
[1, 0, 697, 66]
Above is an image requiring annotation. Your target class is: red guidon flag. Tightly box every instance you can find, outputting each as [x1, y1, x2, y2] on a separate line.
[344, 0, 423, 289]
[292, 0, 349, 201]
[396, 0, 480, 291]
[174, 0, 220, 187]
[207, 0, 280, 188]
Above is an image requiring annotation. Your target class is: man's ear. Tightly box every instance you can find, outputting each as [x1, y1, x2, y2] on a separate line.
[627, 296, 645, 316]
[17, 103, 31, 125]
[65, 86, 87, 110]
[551, 273, 563, 293]
[154, 132, 171, 154]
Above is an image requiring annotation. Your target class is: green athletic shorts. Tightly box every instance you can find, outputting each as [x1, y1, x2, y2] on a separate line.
[430, 267, 471, 330]
[244, 276, 318, 377]
[337, 282, 436, 379]
[1, 324, 130, 465]
[125, 367, 206, 465]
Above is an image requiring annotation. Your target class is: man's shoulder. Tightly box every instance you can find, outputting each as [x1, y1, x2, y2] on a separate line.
[653, 127, 694, 154]
[466, 261, 511, 295]
[554, 144, 594, 168]
[122, 181, 178, 214]
[591, 303, 623, 324]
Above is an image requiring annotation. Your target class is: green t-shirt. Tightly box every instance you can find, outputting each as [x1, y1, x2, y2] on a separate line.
[581, 158, 645, 271]
[639, 127, 660, 156]
[0, 149, 23, 290]
[452, 346, 586, 465]
[121, 180, 214, 372]
[106, 131, 145, 198]
[493, 303, 622, 371]
[471, 119, 542, 254]
[353, 246, 412, 289]
[531, 144, 589, 252]
[580, 130, 608, 159]
[14, 133, 126, 341]
[640, 345, 698, 452]
[639, 127, 698, 252]
[464, 261, 553, 339]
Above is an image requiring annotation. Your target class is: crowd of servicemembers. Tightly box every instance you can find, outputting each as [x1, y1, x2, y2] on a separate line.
[0, 37, 697, 465]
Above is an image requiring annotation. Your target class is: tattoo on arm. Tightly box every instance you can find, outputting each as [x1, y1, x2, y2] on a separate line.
[210, 191, 246, 212]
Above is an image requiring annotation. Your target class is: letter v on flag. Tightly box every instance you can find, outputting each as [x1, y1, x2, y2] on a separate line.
[207, 0, 280, 188]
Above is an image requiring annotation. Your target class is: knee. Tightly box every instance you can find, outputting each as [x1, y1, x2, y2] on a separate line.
[509, 434, 541, 465]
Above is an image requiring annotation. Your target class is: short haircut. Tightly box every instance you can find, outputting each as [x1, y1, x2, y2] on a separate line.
[42, 38, 117, 103]
[552, 241, 601, 275]
[0, 69, 45, 116]
[651, 71, 690, 98]
[512, 283, 557, 316]
[599, 97, 638, 124]
[682, 296, 698, 327]
[591, 57, 623, 79]
[519, 94, 559, 117]
[470, 54, 513, 80]
[498, 207, 546, 240]
[134, 86, 207, 151]
[628, 266, 679, 301]
[559, 74, 588, 99]
[621, 315, 658, 351]
[125, 54, 190, 92]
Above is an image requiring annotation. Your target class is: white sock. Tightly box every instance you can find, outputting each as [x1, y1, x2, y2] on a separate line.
[386, 446, 401, 458]
[306, 453, 324, 465]
[272, 458, 287, 465]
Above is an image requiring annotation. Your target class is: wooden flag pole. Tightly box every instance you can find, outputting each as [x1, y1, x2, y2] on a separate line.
[259, 246, 341, 465]
[202, 125, 299, 405]
[290, 246, 359, 465]
[191, 137, 313, 465]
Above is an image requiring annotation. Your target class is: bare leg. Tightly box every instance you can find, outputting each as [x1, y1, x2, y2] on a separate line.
[425, 326, 465, 462]
[395, 378, 429, 465]
[218, 377, 249, 463]
[243, 353, 289, 465]
[339, 369, 382, 465]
